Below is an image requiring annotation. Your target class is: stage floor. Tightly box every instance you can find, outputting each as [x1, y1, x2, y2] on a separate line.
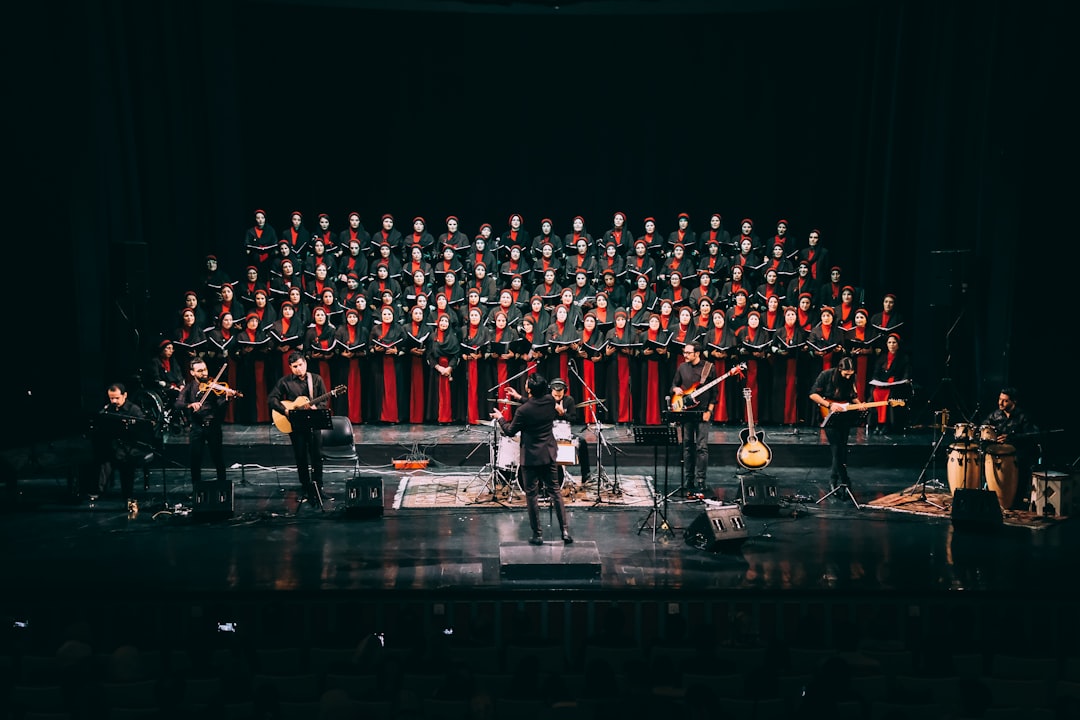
[2, 422, 1076, 603]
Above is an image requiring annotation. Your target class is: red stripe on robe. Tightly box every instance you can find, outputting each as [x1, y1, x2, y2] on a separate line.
[466, 358, 480, 424]
[582, 360, 598, 425]
[436, 358, 453, 422]
[616, 354, 632, 423]
[347, 361, 362, 423]
[713, 359, 730, 422]
[409, 357, 425, 423]
[380, 357, 399, 423]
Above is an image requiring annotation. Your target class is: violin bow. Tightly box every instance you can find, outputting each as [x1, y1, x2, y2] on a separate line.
[196, 362, 228, 405]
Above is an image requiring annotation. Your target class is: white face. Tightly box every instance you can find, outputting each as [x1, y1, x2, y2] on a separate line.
[350, 215, 360, 228]
[316, 266, 328, 279]
[679, 309, 692, 324]
[447, 219, 458, 232]
[584, 316, 596, 331]
[542, 222, 552, 234]
[496, 314, 507, 329]
[292, 215, 302, 228]
[732, 267, 742, 280]
[319, 217, 330, 230]
[785, 310, 797, 325]
[748, 314, 760, 328]
[645, 221, 655, 233]
[573, 218, 583, 232]
[314, 310, 327, 325]
[886, 336, 899, 352]
[255, 212, 266, 226]
[382, 308, 394, 323]
[382, 217, 393, 230]
[282, 305, 294, 318]
[556, 306, 568, 322]
[740, 239, 752, 253]
[741, 222, 752, 235]
[511, 215, 521, 229]
[632, 296, 643, 310]
[414, 220, 424, 232]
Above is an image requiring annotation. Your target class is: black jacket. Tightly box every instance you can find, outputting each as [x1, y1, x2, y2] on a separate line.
[498, 393, 558, 466]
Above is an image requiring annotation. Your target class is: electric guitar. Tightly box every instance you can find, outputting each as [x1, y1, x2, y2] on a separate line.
[271, 385, 347, 434]
[736, 387, 773, 469]
[819, 399, 905, 427]
[670, 362, 747, 412]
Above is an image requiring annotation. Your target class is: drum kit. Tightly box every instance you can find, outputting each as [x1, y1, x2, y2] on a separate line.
[946, 421, 1018, 510]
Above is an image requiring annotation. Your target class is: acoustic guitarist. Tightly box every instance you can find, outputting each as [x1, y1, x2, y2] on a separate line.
[268, 352, 329, 505]
[808, 356, 859, 488]
[671, 341, 718, 494]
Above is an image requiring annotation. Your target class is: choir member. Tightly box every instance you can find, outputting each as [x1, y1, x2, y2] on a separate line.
[333, 308, 368, 424]
[425, 313, 461, 424]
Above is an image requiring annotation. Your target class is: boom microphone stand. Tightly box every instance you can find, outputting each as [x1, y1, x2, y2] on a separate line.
[567, 358, 620, 500]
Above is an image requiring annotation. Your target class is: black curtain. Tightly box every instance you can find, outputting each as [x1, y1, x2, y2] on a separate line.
[10, 0, 1071, 457]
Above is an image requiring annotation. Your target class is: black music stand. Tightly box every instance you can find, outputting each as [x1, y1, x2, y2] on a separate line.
[663, 409, 707, 497]
[635, 425, 680, 541]
[289, 408, 332, 512]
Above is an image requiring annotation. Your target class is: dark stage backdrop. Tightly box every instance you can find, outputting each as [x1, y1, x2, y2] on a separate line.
[9, 0, 1072, 461]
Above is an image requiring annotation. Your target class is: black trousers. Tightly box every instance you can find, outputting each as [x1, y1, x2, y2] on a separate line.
[824, 421, 853, 480]
[189, 420, 226, 483]
[681, 419, 710, 487]
[289, 427, 323, 492]
[521, 463, 568, 536]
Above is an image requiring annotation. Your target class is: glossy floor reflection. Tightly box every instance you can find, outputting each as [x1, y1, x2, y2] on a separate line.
[2, 452, 1075, 599]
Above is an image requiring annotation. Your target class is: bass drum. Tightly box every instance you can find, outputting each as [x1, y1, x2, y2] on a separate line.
[946, 443, 980, 494]
[496, 434, 520, 471]
[984, 444, 1018, 510]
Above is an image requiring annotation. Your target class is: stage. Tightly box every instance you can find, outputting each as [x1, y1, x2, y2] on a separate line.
[2, 421, 1077, 658]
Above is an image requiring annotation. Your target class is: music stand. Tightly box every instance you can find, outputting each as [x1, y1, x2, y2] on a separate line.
[663, 409, 707, 498]
[288, 408, 332, 512]
[634, 425, 680, 541]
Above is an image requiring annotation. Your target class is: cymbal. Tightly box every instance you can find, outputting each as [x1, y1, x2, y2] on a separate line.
[477, 419, 498, 427]
[587, 423, 616, 430]
[575, 399, 605, 408]
[490, 398, 521, 406]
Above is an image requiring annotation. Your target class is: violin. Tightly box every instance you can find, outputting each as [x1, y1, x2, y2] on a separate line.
[198, 381, 243, 398]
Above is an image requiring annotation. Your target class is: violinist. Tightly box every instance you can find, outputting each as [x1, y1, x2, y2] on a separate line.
[176, 358, 236, 485]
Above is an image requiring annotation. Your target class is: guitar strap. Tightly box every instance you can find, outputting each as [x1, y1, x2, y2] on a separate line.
[699, 361, 714, 385]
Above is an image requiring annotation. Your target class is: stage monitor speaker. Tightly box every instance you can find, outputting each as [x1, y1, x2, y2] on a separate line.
[739, 476, 780, 516]
[684, 505, 749, 552]
[321, 416, 357, 461]
[951, 488, 1001, 531]
[346, 475, 384, 519]
[193, 479, 234, 519]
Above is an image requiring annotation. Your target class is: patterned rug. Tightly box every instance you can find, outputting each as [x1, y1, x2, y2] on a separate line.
[864, 490, 1068, 530]
[393, 470, 656, 509]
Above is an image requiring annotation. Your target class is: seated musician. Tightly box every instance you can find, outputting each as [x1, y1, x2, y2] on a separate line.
[93, 383, 151, 512]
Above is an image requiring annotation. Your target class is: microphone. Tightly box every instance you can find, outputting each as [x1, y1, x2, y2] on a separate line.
[665, 395, 672, 412]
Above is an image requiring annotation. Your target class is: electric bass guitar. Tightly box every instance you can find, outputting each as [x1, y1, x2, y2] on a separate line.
[670, 362, 747, 412]
[819, 399, 905, 427]
[271, 385, 347, 434]
[736, 387, 772, 470]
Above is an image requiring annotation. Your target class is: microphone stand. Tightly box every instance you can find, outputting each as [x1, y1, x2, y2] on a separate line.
[568, 357, 620, 502]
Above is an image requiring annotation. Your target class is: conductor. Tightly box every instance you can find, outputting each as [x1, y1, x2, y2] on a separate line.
[491, 373, 573, 545]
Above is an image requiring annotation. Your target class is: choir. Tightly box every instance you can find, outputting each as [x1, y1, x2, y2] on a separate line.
[151, 210, 911, 430]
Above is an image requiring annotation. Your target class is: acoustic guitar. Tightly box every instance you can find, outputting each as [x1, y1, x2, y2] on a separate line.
[736, 388, 773, 470]
[271, 385, 347, 434]
[670, 362, 746, 412]
[819, 399, 905, 427]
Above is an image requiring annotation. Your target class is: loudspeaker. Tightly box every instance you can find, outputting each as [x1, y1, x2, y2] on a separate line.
[193, 479, 234, 519]
[321, 416, 357, 460]
[951, 488, 1001, 531]
[739, 476, 781, 516]
[684, 505, 749, 551]
[345, 475, 383, 518]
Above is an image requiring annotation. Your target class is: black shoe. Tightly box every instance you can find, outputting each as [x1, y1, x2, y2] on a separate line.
[529, 534, 543, 546]
[562, 532, 573, 544]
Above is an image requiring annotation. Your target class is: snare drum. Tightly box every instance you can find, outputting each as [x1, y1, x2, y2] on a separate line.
[984, 443, 1018, 510]
[947, 443, 981, 494]
[556, 442, 578, 465]
[496, 434, 520, 471]
[553, 419, 573, 443]
[953, 423, 975, 442]
[978, 424, 998, 443]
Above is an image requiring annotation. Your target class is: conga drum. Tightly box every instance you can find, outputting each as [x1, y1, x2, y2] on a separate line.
[953, 423, 976, 443]
[947, 443, 981, 494]
[984, 443, 1018, 509]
